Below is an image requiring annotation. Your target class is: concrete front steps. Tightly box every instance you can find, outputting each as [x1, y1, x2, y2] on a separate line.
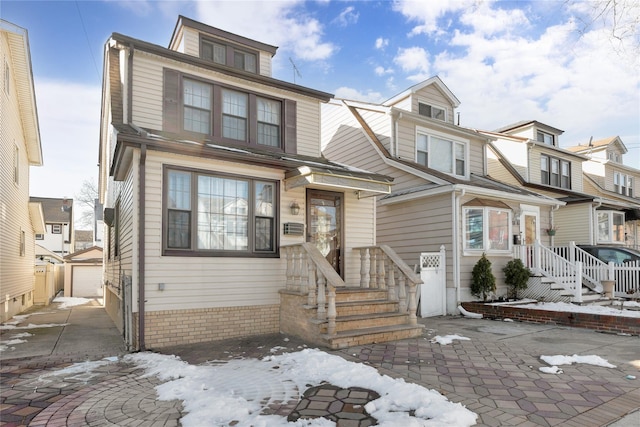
[523, 276, 603, 303]
[320, 288, 424, 349]
[279, 287, 424, 350]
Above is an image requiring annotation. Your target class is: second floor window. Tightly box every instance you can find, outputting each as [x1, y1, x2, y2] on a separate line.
[183, 79, 212, 134]
[417, 131, 466, 178]
[541, 154, 571, 189]
[614, 172, 633, 197]
[201, 39, 257, 74]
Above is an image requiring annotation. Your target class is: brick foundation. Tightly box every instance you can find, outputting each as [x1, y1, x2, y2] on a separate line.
[461, 302, 640, 336]
[137, 304, 280, 349]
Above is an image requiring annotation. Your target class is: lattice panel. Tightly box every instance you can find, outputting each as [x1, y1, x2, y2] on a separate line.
[420, 254, 441, 269]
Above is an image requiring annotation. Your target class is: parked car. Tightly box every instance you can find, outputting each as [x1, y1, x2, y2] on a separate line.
[578, 245, 640, 264]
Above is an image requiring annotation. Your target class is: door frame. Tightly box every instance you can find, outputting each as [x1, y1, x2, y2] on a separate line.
[306, 189, 345, 278]
[520, 204, 540, 245]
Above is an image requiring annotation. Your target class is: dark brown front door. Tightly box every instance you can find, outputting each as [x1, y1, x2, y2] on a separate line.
[307, 190, 343, 277]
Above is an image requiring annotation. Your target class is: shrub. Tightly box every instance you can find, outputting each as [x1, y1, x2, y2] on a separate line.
[502, 259, 531, 299]
[471, 253, 496, 301]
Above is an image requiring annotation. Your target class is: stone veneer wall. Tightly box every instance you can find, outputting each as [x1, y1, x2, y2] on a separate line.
[135, 304, 280, 349]
[461, 302, 640, 336]
[279, 290, 325, 347]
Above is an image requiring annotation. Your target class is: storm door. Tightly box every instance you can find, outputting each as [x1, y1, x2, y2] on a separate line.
[307, 190, 343, 277]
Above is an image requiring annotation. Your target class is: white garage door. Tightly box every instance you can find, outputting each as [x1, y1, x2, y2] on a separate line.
[72, 265, 103, 297]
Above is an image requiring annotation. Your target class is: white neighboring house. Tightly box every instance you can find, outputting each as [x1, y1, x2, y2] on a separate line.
[0, 20, 45, 322]
[29, 197, 75, 256]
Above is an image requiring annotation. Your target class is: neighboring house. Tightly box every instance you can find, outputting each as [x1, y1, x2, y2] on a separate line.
[98, 16, 420, 351]
[0, 20, 45, 322]
[484, 121, 633, 248]
[565, 136, 640, 249]
[29, 197, 74, 256]
[74, 229, 94, 252]
[64, 246, 103, 298]
[322, 77, 564, 315]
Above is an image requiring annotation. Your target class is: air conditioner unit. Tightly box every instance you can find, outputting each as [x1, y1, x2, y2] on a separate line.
[283, 222, 304, 236]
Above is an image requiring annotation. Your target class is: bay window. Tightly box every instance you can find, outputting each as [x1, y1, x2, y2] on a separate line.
[165, 167, 278, 256]
[416, 130, 467, 178]
[464, 207, 511, 252]
[597, 211, 625, 243]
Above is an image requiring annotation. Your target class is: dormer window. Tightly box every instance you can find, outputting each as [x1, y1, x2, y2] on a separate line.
[201, 37, 257, 73]
[536, 131, 554, 146]
[416, 129, 467, 178]
[608, 151, 620, 163]
[418, 102, 445, 121]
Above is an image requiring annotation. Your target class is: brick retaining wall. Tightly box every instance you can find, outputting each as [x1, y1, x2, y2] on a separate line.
[461, 302, 640, 336]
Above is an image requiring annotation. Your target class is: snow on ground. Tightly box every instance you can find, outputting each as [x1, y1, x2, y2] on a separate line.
[540, 354, 616, 369]
[53, 296, 92, 309]
[430, 335, 470, 345]
[125, 348, 478, 427]
[514, 301, 640, 318]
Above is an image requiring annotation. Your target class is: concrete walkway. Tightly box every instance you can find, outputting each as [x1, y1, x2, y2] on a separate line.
[1, 301, 638, 426]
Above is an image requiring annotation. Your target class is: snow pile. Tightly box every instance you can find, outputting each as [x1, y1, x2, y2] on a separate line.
[540, 354, 616, 369]
[126, 348, 477, 426]
[430, 335, 471, 345]
[514, 302, 640, 318]
[53, 296, 92, 309]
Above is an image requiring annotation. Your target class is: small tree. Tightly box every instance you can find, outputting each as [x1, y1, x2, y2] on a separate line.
[502, 259, 531, 300]
[471, 253, 496, 301]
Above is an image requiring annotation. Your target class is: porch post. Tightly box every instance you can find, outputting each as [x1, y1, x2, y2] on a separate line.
[533, 240, 541, 275]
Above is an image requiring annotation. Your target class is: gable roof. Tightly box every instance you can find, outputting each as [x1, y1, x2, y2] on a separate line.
[29, 197, 73, 223]
[495, 120, 564, 136]
[565, 136, 628, 155]
[383, 76, 460, 108]
[1, 20, 42, 166]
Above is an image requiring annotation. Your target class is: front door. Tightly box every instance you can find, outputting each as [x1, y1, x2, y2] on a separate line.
[307, 190, 343, 277]
[524, 214, 537, 245]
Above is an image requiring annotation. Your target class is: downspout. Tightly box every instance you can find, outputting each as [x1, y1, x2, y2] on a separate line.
[591, 199, 602, 245]
[138, 143, 146, 351]
[453, 187, 465, 309]
[550, 204, 559, 246]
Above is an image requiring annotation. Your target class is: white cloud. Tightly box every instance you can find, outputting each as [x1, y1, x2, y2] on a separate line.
[393, 0, 476, 36]
[194, 0, 336, 62]
[375, 37, 389, 50]
[332, 6, 359, 27]
[393, 47, 431, 81]
[334, 86, 385, 103]
[31, 79, 101, 205]
[374, 66, 393, 76]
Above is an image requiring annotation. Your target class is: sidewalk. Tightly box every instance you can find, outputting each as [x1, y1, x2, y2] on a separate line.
[1, 301, 638, 426]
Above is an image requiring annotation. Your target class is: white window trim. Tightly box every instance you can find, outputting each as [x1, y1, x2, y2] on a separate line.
[417, 100, 447, 122]
[415, 126, 470, 179]
[463, 207, 512, 255]
[597, 211, 625, 244]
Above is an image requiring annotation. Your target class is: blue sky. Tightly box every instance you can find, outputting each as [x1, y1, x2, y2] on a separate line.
[2, 0, 639, 223]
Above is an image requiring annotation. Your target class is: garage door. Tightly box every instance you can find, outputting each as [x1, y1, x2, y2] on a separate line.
[72, 265, 103, 297]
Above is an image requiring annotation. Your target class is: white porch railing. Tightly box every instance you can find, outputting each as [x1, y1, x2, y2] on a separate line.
[513, 241, 583, 303]
[612, 260, 640, 297]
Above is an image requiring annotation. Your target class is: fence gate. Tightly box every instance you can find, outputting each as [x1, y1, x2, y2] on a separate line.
[419, 246, 446, 317]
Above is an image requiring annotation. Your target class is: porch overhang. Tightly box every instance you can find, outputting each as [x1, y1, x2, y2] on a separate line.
[284, 166, 392, 195]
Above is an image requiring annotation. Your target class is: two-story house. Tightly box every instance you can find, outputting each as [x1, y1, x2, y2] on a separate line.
[98, 16, 422, 351]
[29, 197, 74, 256]
[0, 20, 45, 322]
[565, 136, 640, 249]
[485, 121, 632, 248]
[322, 77, 563, 315]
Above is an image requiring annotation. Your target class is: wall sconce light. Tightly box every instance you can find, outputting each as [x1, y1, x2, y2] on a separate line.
[290, 201, 300, 216]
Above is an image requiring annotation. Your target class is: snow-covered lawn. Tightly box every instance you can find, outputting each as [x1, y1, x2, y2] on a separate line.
[513, 301, 640, 318]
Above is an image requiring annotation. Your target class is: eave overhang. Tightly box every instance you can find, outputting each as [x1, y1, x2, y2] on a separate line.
[28, 201, 46, 234]
[284, 166, 392, 195]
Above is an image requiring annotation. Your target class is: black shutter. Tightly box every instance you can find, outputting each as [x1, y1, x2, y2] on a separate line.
[284, 99, 297, 154]
[163, 68, 180, 134]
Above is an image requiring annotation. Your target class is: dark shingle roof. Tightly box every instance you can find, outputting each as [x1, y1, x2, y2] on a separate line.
[29, 197, 72, 223]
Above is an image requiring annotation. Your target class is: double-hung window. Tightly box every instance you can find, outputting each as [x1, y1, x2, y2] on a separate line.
[201, 38, 257, 73]
[540, 154, 570, 189]
[183, 79, 212, 134]
[416, 130, 467, 178]
[464, 207, 511, 252]
[614, 172, 632, 196]
[222, 89, 248, 141]
[597, 211, 625, 243]
[537, 131, 554, 145]
[165, 167, 277, 256]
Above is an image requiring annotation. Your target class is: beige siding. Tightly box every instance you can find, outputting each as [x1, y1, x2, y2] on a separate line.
[412, 85, 454, 124]
[554, 204, 592, 245]
[378, 193, 454, 289]
[343, 194, 376, 285]
[468, 137, 484, 175]
[0, 34, 37, 321]
[130, 51, 320, 157]
[487, 158, 520, 186]
[182, 27, 200, 57]
[396, 117, 416, 161]
[359, 109, 391, 153]
[259, 51, 272, 77]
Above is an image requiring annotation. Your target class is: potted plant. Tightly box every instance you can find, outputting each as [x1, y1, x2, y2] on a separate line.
[502, 258, 531, 300]
[471, 253, 496, 302]
[546, 225, 558, 236]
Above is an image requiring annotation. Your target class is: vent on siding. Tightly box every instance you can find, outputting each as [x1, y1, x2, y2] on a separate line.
[283, 222, 304, 236]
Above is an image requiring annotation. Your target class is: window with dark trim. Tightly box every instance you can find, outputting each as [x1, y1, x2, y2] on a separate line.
[163, 69, 296, 153]
[164, 167, 278, 257]
[541, 154, 571, 189]
[201, 38, 257, 73]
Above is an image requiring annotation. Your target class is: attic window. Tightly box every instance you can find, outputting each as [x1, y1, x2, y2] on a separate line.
[536, 131, 554, 146]
[201, 38, 257, 74]
[418, 102, 445, 121]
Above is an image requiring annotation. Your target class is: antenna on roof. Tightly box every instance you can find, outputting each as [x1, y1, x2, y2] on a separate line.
[588, 136, 593, 147]
[289, 57, 302, 84]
